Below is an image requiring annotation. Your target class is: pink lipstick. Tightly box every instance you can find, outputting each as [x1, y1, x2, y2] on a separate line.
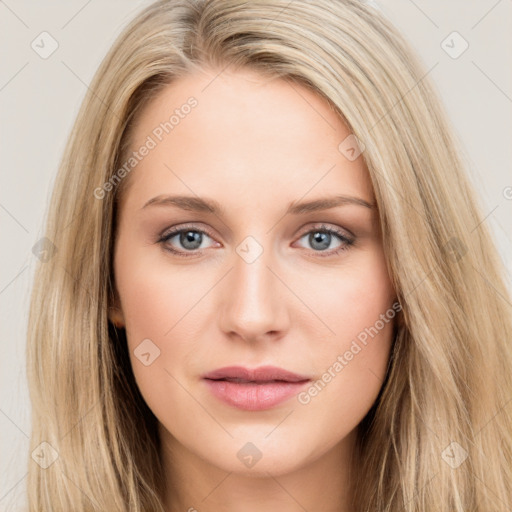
[202, 365, 311, 411]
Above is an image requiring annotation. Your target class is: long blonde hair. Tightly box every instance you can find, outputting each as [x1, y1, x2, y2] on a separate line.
[26, 0, 512, 510]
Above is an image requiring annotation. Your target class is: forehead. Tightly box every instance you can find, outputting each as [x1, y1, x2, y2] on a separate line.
[132, 67, 346, 150]
[122, 67, 374, 211]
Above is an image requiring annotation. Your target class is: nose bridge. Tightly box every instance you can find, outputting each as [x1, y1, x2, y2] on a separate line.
[234, 246, 272, 304]
[218, 236, 288, 341]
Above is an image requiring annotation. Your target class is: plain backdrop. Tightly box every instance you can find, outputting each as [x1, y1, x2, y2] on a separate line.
[1, 0, 511, 510]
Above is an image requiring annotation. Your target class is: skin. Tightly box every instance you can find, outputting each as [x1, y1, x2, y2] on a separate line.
[110, 66, 397, 512]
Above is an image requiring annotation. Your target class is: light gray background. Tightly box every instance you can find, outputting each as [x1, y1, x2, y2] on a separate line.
[1, 1, 511, 510]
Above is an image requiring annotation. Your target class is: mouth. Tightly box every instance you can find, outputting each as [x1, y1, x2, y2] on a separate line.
[202, 366, 311, 411]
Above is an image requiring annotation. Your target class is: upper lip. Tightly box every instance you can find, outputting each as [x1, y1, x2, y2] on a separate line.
[202, 365, 311, 383]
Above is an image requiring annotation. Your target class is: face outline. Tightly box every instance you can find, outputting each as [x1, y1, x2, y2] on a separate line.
[110, 66, 397, 488]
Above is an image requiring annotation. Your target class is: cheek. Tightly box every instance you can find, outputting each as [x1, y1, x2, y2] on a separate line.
[297, 247, 396, 427]
[115, 238, 211, 344]
[300, 242, 395, 346]
[113, 242, 209, 405]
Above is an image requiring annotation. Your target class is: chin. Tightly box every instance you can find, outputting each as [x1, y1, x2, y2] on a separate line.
[225, 453, 305, 478]
[204, 435, 311, 477]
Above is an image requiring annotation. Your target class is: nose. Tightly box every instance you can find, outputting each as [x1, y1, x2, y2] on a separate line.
[217, 244, 290, 344]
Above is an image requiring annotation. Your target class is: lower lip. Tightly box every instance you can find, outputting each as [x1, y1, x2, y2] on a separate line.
[203, 379, 310, 411]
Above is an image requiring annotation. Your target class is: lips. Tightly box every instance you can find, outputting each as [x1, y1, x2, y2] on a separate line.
[202, 365, 311, 411]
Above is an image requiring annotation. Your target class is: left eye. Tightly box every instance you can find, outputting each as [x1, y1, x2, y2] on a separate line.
[295, 227, 352, 253]
[160, 229, 215, 252]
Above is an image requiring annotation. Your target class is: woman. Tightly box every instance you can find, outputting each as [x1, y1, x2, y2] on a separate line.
[26, 0, 512, 510]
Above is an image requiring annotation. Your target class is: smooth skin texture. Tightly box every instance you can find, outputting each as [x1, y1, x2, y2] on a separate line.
[110, 67, 397, 512]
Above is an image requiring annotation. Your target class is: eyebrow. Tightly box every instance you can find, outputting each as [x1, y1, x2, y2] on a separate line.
[141, 194, 375, 215]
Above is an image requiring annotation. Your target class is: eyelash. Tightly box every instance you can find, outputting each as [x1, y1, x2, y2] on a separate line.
[157, 223, 355, 259]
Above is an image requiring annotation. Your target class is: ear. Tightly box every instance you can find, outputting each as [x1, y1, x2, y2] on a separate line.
[108, 290, 125, 328]
[109, 306, 125, 328]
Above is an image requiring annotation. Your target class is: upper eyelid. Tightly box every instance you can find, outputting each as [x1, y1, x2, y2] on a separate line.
[300, 223, 353, 240]
[160, 222, 215, 238]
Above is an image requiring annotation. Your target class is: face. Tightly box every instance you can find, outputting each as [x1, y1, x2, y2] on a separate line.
[110, 66, 397, 478]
